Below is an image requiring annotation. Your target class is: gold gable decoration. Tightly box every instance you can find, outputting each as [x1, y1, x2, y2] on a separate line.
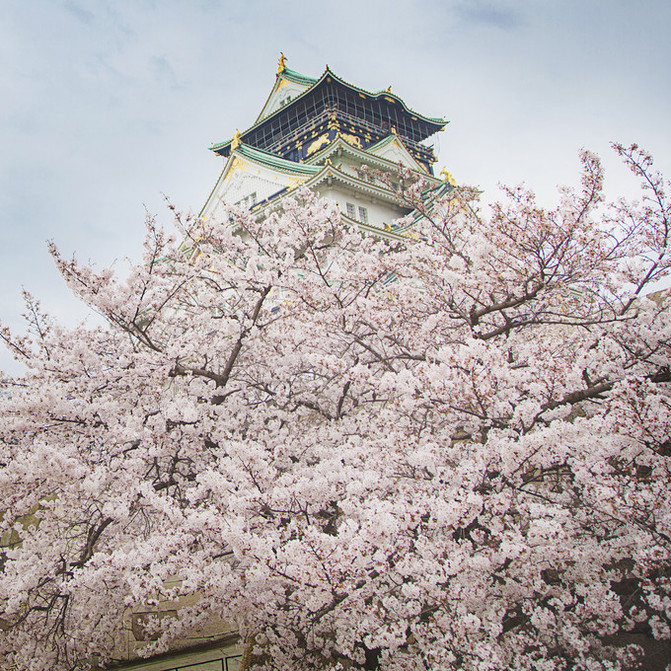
[307, 134, 331, 156]
[340, 133, 362, 149]
[440, 168, 457, 186]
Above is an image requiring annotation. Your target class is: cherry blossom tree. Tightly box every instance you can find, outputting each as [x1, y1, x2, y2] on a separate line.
[0, 143, 670, 671]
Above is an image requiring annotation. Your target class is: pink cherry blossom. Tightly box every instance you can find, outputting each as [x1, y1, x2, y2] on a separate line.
[0, 144, 669, 670]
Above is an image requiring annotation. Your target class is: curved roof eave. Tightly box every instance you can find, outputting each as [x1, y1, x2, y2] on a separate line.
[321, 66, 446, 126]
[234, 142, 321, 176]
[281, 67, 318, 86]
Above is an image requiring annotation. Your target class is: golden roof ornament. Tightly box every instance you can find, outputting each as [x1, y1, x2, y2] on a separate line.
[386, 86, 392, 92]
[231, 129, 241, 150]
[440, 168, 457, 186]
[277, 52, 287, 74]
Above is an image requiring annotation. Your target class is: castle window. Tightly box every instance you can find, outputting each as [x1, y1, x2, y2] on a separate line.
[235, 192, 257, 209]
[345, 202, 368, 223]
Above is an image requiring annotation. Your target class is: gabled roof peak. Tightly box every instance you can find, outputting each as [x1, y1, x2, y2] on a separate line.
[276, 53, 319, 86]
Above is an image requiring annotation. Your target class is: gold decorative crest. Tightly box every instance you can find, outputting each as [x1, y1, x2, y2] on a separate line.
[277, 52, 287, 74]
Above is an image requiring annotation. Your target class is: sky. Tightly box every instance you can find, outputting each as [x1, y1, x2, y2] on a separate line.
[2, 0, 671, 374]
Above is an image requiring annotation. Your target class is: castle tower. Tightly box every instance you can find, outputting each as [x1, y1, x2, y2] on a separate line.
[200, 56, 452, 238]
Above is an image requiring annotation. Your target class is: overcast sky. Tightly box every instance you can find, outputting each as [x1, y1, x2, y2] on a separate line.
[2, 0, 671, 373]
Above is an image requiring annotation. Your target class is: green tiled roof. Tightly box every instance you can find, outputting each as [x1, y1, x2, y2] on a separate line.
[235, 143, 320, 175]
[280, 67, 318, 87]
